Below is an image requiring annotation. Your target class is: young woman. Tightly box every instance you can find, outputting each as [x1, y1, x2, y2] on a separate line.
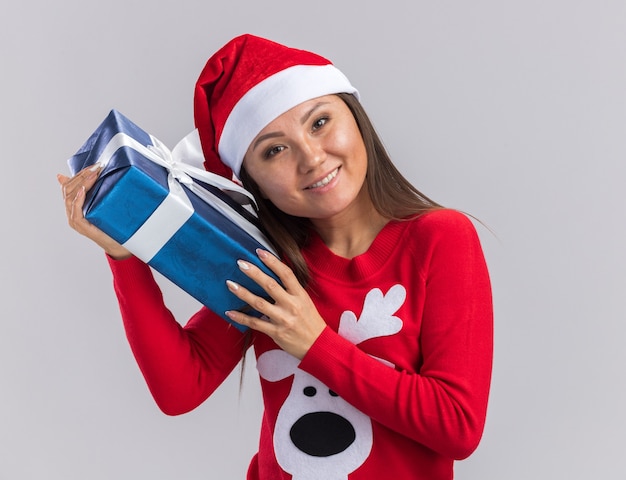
[58, 34, 493, 480]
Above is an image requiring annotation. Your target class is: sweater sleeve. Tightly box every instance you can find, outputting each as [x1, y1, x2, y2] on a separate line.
[107, 255, 248, 415]
[298, 211, 493, 459]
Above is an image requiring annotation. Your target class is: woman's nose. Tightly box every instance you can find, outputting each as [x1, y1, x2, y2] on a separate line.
[297, 138, 326, 173]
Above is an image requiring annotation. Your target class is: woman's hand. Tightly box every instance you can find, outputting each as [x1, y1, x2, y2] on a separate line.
[225, 249, 326, 360]
[57, 166, 132, 260]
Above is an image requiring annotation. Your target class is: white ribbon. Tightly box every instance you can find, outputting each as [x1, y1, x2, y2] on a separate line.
[93, 129, 277, 262]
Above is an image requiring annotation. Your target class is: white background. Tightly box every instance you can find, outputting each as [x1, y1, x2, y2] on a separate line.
[1, 1, 624, 478]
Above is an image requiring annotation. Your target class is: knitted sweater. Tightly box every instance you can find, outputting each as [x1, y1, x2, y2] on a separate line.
[108, 209, 493, 479]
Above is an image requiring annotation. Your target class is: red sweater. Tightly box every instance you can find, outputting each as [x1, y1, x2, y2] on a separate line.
[108, 209, 493, 479]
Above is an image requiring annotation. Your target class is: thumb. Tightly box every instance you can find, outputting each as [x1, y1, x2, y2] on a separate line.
[56, 173, 69, 185]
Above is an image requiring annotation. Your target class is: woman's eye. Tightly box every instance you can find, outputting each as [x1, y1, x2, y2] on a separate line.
[263, 145, 285, 159]
[312, 116, 329, 131]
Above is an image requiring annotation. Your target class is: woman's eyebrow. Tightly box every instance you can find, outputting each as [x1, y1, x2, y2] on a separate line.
[300, 101, 330, 125]
[252, 101, 331, 152]
[252, 131, 285, 152]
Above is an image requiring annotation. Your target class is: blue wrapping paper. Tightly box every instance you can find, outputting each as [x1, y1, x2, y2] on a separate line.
[68, 110, 279, 332]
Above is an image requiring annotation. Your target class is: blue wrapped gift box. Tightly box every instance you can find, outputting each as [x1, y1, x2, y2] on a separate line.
[68, 110, 279, 332]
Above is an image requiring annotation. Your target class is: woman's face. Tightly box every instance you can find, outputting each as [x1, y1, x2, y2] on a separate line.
[242, 95, 370, 223]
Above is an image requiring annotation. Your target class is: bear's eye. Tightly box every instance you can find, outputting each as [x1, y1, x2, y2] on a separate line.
[303, 386, 317, 397]
[329, 389, 339, 397]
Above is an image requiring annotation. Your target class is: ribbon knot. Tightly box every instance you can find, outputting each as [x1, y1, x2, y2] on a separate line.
[147, 137, 195, 187]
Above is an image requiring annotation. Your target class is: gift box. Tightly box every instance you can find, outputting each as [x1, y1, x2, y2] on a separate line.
[68, 109, 280, 332]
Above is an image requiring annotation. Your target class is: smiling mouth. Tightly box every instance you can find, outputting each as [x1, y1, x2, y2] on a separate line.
[305, 168, 339, 190]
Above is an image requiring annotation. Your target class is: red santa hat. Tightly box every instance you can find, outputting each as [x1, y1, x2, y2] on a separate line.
[194, 34, 359, 178]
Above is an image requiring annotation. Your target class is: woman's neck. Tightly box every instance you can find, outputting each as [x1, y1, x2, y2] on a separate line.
[310, 196, 388, 259]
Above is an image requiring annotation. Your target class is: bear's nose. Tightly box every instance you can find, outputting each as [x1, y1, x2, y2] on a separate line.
[289, 412, 356, 457]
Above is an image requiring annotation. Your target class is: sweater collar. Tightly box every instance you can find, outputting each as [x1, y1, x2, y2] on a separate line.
[302, 220, 409, 282]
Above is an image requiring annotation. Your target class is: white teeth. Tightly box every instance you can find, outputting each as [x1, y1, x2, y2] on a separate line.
[307, 168, 338, 189]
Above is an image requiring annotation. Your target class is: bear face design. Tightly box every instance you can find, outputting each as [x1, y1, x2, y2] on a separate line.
[257, 350, 373, 480]
[256, 285, 406, 480]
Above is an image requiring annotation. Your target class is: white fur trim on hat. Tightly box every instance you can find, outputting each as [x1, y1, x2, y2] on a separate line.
[218, 64, 359, 176]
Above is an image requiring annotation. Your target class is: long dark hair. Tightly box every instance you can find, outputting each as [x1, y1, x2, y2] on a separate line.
[238, 92, 442, 286]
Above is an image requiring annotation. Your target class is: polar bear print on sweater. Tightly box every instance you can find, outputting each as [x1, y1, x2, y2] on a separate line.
[256, 285, 406, 480]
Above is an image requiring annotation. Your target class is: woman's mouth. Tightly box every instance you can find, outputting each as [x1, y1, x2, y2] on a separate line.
[305, 167, 339, 190]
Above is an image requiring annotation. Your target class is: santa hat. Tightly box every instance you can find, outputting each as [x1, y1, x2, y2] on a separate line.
[194, 34, 359, 178]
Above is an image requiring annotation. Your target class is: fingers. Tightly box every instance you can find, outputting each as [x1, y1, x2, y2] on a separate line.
[224, 301, 275, 335]
[69, 184, 86, 226]
[224, 279, 279, 338]
[234, 251, 298, 305]
[57, 166, 132, 259]
[225, 251, 326, 360]
[58, 166, 101, 234]
[224, 253, 292, 330]
[58, 164, 101, 201]
[254, 248, 303, 293]
[226, 277, 279, 318]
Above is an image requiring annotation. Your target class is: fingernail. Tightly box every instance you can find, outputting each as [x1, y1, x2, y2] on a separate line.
[89, 162, 102, 172]
[226, 280, 239, 291]
[256, 248, 269, 259]
[237, 260, 250, 270]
